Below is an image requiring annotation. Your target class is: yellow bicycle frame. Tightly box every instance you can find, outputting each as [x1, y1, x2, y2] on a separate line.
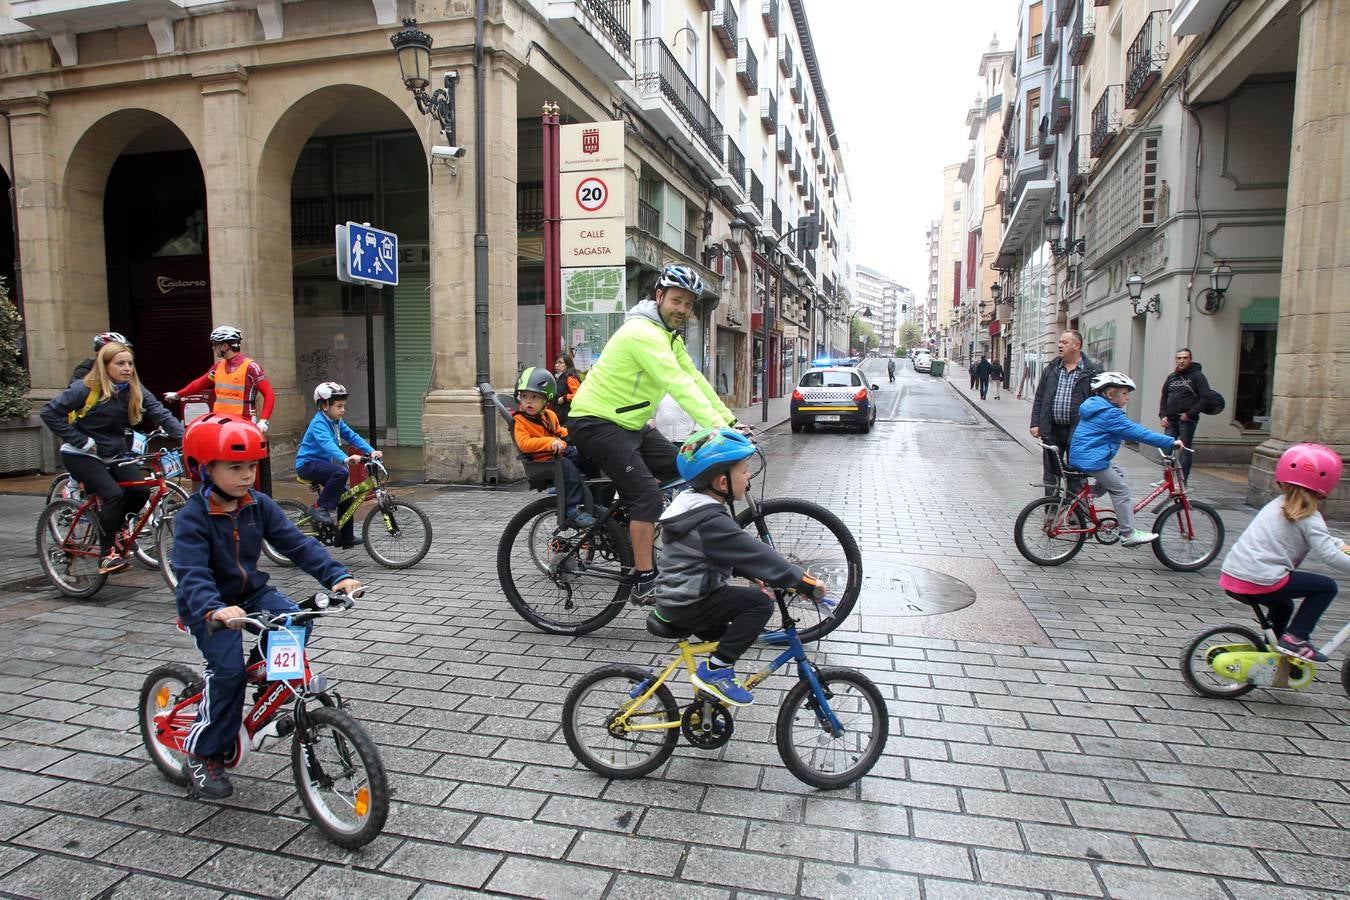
[611, 639, 778, 732]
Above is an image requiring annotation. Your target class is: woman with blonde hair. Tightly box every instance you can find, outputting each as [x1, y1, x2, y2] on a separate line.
[39, 340, 184, 573]
[1218, 443, 1350, 661]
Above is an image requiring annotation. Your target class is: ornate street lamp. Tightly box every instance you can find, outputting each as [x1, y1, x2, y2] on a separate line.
[1126, 272, 1161, 317]
[1044, 211, 1086, 258]
[1201, 261, 1233, 313]
[391, 18, 460, 143]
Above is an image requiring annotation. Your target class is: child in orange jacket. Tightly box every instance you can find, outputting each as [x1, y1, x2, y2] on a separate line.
[513, 367, 593, 527]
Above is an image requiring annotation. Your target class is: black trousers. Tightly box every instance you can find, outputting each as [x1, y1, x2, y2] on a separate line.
[61, 452, 149, 555]
[1041, 422, 1085, 498]
[661, 584, 774, 664]
[1164, 418, 1197, 482]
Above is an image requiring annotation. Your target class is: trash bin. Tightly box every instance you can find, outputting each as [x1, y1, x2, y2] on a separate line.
[930, 359, 945, 378]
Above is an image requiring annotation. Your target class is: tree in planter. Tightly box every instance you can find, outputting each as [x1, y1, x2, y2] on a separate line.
[0, 278, 30, 421]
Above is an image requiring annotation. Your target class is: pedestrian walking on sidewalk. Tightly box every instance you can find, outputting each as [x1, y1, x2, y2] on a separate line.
[1029, 330, 1101, 497]
[976, 356, 992, 401]
[969, 361, 978, 391]
[990, 360, 1004, 399]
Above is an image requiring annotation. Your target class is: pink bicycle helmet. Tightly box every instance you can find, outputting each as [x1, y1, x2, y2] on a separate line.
[1274, 443, 1343, 498]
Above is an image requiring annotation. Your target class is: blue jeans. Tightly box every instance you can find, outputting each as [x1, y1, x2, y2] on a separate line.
[296, 460, 356, 544]
[556, 446, 585, 514]
[1235, 571, 1339, 640]
[184, 587, 309, 758]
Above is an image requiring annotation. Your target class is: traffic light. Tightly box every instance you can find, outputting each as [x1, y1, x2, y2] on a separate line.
[798, 214, 819, 250]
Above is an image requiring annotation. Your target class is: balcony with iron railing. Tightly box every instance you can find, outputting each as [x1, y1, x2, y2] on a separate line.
[1057, 0, 1074, 26]
[1068, 134, 1090, 193]
[762, 0, 779, 35]
[1068, 1, 1095, 65]
[723, 135, 746, 191]
[760, 87, 777, 132]
[736, 39, 758, 93]
[1125, 9, 1169, 109]
[637, 199, 660, 236]
[790, 69, 802, 101]
[1038, 118, 1055, 159]
[1043, 13, 1061, 64]
[712, 0, 737, 54]
[637, 38, 724, 167]
[1090, 84, 1122, 157]
[777, 123, 792, 161]
[1051, 92, 1072, 133]
[293, 194, 373, 243]
[684, 229, 699, 260]
[1027, 33, 1043, 59]
[778, 33, 792, 75]
[749, 171, 764, 210]
[805, 249, 816, 276]
[516, 182, 544, 233]
[771, 200, 782, 234]
[544, 0, 634, 81]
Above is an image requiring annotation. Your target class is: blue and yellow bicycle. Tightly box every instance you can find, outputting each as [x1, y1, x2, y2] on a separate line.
[561, 587, 889, 789]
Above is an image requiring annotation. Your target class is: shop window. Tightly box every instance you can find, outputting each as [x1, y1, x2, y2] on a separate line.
[1235, 298, 1277, 432]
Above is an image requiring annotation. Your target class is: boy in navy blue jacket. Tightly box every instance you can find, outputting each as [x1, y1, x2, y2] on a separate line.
[1069, 372, 1183, 548]
[172, 413, 360, 800]
[296, 381, 382, 547]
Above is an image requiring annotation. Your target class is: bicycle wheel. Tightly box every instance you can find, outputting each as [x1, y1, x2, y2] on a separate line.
[35, 500, 107, 599]
[1180, 625, 1263, 699]
[132, 482, 191, 570]
[138, 663, 200, 785]
[45, 473, 78, 506]
[1013, 497, 1088, 566]
[292, 705, 389, 849]
[776, 667, 889, 789]
[1342, 654, 1350, 700]
[1152, 500, 1224, 572]
[362, 499, 432, 568]
[733, 498, 862, 643]
[498, 497, 631, 636]
[562, 664, 680, 779]
[264, 499, 318, 567]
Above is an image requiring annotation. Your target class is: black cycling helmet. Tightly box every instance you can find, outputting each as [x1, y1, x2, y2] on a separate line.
[515, 367, 557, 403]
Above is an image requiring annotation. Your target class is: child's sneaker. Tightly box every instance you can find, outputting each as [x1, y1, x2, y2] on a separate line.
[566, 508, 596, 528]
[1120, 528, 1159, 547]
[1277, 634, 1328, 662]
[99, 551, 130, 574]
[310, 505, 335, 526]
[630, 569, 658, 605]
[691, 661, 753, 707]
[182, 753, 233, 800]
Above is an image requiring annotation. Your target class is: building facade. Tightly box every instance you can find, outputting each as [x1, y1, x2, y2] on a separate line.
[0, 0, 853, 482]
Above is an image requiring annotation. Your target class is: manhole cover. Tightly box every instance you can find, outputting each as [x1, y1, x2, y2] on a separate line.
[859, 563, 977, 617]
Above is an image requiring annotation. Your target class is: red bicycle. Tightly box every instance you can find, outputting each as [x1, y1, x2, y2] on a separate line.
[35, 428, 188, 598]
[137, 591, 389, 849]
[1013, 443, 1224, 571]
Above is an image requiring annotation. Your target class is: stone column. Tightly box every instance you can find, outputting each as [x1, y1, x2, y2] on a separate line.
[7, 93, 75, 394]
[1247, 0, 1349, 514]
[196, 65, 301, 436]
[422, 52, 523, 482]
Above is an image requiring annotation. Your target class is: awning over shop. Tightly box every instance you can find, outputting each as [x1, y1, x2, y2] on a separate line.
[997, 179, 1056, 260]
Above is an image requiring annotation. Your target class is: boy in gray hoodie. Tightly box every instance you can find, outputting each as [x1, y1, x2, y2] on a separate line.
[652, 428, 825, 706]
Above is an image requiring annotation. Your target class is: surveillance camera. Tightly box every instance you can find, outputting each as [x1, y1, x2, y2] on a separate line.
[432, 145, 466, 160]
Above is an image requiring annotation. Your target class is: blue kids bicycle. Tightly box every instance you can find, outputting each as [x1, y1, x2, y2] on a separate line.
[561, 587, 889, 789]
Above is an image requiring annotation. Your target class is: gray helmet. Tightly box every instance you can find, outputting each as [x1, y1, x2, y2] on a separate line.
[515, 367, 557, 403]
[209, 325, 243, 345]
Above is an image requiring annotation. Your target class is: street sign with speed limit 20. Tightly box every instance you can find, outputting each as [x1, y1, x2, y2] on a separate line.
[561, 171, 622, 219]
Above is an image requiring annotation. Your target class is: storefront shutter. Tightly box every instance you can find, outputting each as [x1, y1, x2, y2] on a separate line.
[391, 275, 432, 446]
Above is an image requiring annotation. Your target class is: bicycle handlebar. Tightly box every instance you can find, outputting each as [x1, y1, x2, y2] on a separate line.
[205, 589, 363, 634]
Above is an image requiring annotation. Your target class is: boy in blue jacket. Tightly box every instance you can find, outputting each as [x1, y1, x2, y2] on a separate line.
[172, 413, 361, 800]
[1069, 372, 1184, 547]
[296, 381, 383, 547]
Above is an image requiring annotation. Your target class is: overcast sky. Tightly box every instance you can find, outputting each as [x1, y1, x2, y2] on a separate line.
[804, 0, 1018, 292]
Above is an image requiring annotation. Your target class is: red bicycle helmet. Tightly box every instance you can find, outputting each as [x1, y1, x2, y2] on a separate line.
[1274, 443, 1344, 498]
[183, 413, 268, 476]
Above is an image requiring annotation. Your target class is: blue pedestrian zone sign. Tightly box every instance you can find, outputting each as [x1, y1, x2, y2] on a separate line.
[336, 222, 399, 286]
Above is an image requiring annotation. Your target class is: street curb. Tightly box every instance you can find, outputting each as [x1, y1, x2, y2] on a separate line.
[940, 375, 1036, 455]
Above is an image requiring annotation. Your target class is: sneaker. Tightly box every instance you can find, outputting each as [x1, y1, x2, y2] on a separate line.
[182, 753, 233, 800]
[567, 508, 596, 528]
[98, 552, 130, 574]
[309, 506, 335, 526]
[630, 570, 658, 605]
[1277, 634, 1328, 662]
[691, 661, 753, 707]
[1120, 529, 1159, 547]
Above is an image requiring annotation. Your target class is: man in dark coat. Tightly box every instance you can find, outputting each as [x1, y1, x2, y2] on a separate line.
[1158, 348, 1208, 483]
[990, 359, 1005, 399]
[1030, 331, 1102, 495]
[975, 356, 992, 400]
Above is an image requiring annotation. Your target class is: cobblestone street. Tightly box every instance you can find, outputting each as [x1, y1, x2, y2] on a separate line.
[0, 360, 1347, 899]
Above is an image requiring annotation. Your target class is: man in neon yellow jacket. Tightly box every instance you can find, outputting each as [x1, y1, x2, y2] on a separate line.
[568, 264, 745, 602]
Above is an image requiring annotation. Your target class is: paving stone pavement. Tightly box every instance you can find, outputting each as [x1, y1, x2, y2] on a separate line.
[0, 361, 1347, 899]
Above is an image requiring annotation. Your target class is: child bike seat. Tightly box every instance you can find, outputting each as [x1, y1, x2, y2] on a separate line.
[645, 610, 691, 641]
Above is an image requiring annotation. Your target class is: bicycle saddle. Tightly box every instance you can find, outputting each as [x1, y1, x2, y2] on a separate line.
[645, 610, 691, 641]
